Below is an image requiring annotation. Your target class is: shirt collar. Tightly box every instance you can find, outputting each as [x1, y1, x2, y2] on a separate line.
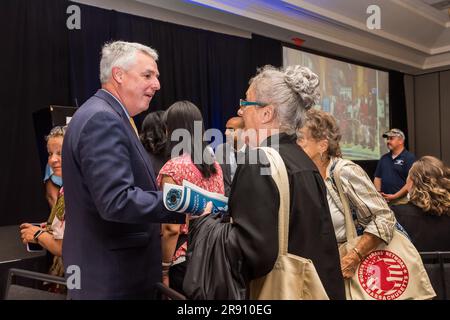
[229, 142, 246, 153]
[391, 148, 406, 160]
[101, 89, 131, 119]
[260, 132, 296, 147]
[325, 156, 338, 180]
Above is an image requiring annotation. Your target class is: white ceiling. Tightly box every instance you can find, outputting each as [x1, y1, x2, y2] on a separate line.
[133, 0, 450, 74]
[422, 0, 450, 12]
[79, 0, 450, 74]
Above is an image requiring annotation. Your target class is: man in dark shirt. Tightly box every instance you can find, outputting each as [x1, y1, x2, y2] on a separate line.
[374, 128, 415, 205]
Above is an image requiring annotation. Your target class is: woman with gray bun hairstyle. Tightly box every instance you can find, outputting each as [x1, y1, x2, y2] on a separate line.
[184, 65, 345, 300]
[241, 65, 320, 144]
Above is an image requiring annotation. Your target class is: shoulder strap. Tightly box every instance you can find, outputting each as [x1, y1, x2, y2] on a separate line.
[258, 147, 290, 256]
[332, 159, 358, 241]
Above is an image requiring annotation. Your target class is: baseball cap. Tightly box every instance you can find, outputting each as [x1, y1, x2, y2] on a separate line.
[382, 128, 405, 139]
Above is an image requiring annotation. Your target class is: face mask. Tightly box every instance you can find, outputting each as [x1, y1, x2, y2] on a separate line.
[50, 174, 63, 187]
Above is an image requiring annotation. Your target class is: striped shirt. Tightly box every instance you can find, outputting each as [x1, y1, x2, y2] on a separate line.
[324, 157, 396, 244]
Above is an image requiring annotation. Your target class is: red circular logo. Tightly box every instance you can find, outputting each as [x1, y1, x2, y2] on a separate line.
[357, 250, 409, 300]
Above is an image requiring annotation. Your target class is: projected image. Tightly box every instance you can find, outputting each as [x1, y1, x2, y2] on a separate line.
[283, 47, 389, 160]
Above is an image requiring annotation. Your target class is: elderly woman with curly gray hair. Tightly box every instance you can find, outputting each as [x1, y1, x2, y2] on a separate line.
[183, 65, 346, 300]
[297, 109, 396, 281]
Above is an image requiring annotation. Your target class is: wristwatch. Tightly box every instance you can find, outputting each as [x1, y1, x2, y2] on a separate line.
[32, 229, 45, 242]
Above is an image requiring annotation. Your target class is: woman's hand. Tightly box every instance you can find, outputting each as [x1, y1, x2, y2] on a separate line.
[340, 250, 360, 279]
[19, 223, 42, 244]
[162, 266, 170, 287]
[381, 192, 397, 202]
[341, 233, 383, 278]
[187, 201, 213, 221]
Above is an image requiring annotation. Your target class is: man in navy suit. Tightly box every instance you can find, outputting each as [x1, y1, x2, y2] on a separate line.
[62, 41, 183, 299]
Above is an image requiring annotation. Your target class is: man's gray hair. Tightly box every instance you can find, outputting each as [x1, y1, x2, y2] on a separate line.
[249, 65, 320, 135]
[99, 41, 159, 84]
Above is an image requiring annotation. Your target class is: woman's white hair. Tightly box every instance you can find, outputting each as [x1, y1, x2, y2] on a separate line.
[249, 65, 320, 135]
[99, 41, 158, 84]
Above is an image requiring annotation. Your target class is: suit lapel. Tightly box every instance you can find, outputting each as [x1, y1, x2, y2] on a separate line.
[94, 90, 157, 187]
[133, 135, 157, 185]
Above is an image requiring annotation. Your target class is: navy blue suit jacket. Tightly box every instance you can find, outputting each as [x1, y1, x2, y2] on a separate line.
[62, 90, 183, 299]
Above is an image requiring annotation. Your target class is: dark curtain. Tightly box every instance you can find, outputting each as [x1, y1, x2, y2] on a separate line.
[206, 32, 252, 133]
[0, 0, 70, 226]
[68, 4, 282, 132]
[251, 34, 283, 69]
[68, 3, 112, 107]
[142, 20, 211, 124]
[389, 71, 409, 149]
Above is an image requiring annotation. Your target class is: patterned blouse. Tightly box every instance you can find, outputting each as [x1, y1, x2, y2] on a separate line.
[157, 153, 224, 194]
[157, 153, 224, 263]
[45, 187, 65, 288]
[324, 157, 396, 244]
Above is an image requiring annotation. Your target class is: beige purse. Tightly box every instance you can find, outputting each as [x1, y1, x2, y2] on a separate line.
[333, 159, 436, 300]
[249, 147, 329, 300]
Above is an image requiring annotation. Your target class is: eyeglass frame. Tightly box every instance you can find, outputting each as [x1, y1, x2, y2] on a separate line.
[239, 99, 268, 108]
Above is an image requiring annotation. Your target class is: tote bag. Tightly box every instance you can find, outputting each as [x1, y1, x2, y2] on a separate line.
[333, 159, 435, 300]
[249, 147, 329, 300]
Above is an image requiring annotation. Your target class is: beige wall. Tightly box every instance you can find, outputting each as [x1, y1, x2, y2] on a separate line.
[405, 71, 450, 165]
[440, 71, 450, 164]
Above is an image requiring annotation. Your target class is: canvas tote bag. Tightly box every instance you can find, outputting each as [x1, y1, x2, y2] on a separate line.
[333, 159, 436, 300]
[249, 147, 329, 300]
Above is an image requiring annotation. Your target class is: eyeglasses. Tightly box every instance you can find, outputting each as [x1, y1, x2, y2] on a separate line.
[239, 99, 268, 108]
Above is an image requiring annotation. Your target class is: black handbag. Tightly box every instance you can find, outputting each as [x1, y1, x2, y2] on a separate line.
[183, 215, 246, 300]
